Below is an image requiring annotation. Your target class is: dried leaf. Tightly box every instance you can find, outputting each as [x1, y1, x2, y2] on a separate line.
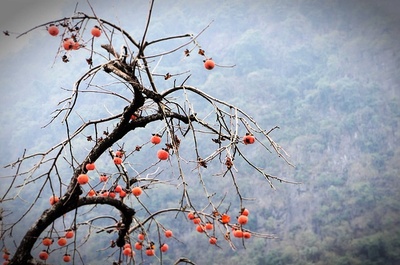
[184, 49, 190, 56]
[164, 73, 171, 80]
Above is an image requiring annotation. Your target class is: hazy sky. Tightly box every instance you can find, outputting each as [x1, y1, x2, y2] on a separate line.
[0, 1, 67, 59]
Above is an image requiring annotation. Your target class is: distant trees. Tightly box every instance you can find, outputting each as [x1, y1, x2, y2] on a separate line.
[0, 2, 293, 264]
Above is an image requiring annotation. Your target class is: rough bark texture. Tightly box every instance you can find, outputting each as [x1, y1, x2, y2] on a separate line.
[9, 71, 144, 265]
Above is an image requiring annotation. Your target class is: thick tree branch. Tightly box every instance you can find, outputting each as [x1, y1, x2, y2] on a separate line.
[10, 197, 135, 265]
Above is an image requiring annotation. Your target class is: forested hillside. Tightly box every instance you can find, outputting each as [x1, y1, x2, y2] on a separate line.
[1, 0, 399, 264]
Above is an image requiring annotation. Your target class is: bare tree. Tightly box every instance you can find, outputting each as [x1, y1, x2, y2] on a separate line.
[1, 2, 295, 264]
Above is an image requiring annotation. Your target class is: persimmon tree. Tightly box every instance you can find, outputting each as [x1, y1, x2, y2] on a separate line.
[0, 2, 295, 264]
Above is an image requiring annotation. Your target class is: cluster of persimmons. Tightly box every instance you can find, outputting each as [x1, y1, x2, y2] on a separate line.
[0, 23, 257, 264]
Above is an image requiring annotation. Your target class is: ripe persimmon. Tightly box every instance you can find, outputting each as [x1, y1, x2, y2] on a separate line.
[57, 237, 67, 246]
[241, 208, 250, 216]
[134, 242, 142, 250]
[196, 225, 205, 233]
[65, 229, 74, 239]
[164, 230, 173, 238]
[233, 229, 243, 238]
[220, 214, 231, 224]
[91, 26, 101, 37]
[123, 247, 133, 257]
[87, 189, 96, 197]
[138, 233, 145, 241]
[63, 254, 71, 262]
[72, 41, 80, 50]
[49, 195, 59, 205]
[115, 150, 124, 158]
[209, 236, 217, 244]
[48, 25, 59, 36]
[114, 157, 122, 165]
[160, 243, 169, 253]
[114, 185, 122, 193]
[243, 231, 251, 239]
[238, 215, 248, 225]
[204, 59, 215, 70]
[39, 250, 49, 260]
[99, 174, 108, 182]
[85, 163, 95, 171]
[187, 212, 195, 220]
[2, 251, 10, 260]
[243, 134, 255, 145]
[132, 187, 142, 197]
[151, 134, 161, 144]
[3, 248, 10, 260]
[157, 149, 169, 160]
[63, 38, 75, 51]
[192, 217, 201, 224]
[205, 222, 213, 230]
[77, 174, 89, 185]
[145, 248, 155, 256]
[119, 190, 127, 198]
[42, 237, 53, 246]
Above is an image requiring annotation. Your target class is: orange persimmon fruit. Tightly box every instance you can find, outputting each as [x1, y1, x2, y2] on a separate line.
[65, 229, 74, 239]
[238, 215, 248, 225]
[205, 222, 213, 230]
[196, 225, 205, 233]
[233, 229, 243, 238]
[87, 189, 96, 197]
[39, 250, 49, 260]
[192, 217, 201, 224]
[115, 150, 124, 158]
[49, 195, 59, 205]
[243, 231, 252, 239]
[119, 189, 127, 198]
[114, 185, 122, 193]
[63, 38, 75, 50]
[77, 174, 89, 185]
[220, 214, 231, 224]
[145, 248, 155, 256]
[243, 134, 255, 145]
[157, 149, 169, 160]
[123, 247, 133, 257]
[209, 236, 217, 244]
[114, 157, 122, 165]
[187, 212, 195, 220]
[63, 254, 71, 262]
[48, 25, 59, 36]
[132, 187, 142, 197]
[138, 233, 145, 241]
[85, 163, 95, 171]
[134, 242, 142, 250]
[42, 237, 53, 246]
[57, 237, 67, 246]
[204, 59, 215, 70]
[241, 208, 250, 216]
[160, 243, 169, 253]
[150, 134, 161, 144]
[91, 26, 101, 37]
[164, 230, 173, 238]
[99, 174, 108, 182]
